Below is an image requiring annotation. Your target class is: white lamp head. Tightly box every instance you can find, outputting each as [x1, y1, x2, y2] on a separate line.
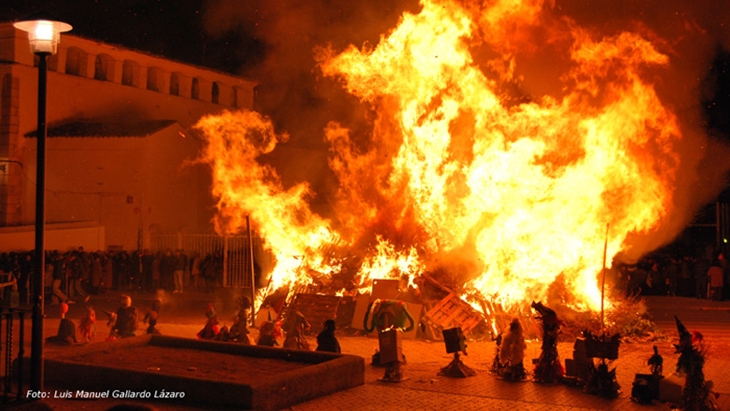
[14, 14, 72, 55]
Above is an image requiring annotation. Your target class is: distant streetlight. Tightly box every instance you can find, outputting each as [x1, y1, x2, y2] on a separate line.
[13, 15, 72, 393]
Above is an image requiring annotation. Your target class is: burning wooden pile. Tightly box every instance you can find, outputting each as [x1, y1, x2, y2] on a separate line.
[195, 0, 699, 359]
[256, 272, 543, 342]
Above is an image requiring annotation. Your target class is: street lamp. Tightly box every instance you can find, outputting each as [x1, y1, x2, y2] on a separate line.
[13, 15, 72, 393]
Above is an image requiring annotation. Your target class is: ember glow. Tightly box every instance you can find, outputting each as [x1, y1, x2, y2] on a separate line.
[196, 0, 685, 312]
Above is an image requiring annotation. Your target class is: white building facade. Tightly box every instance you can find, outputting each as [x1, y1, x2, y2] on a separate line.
[0, 22, 257, 252]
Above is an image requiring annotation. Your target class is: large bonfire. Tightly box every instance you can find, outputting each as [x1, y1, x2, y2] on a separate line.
[195, 0, 688, 318]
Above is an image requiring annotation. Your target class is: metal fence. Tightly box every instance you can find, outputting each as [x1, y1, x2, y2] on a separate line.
[149, 233, 260, 288]
[0, 307, 28, 403]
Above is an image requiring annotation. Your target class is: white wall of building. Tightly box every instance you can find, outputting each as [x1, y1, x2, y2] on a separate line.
[0, 23, 257, 252]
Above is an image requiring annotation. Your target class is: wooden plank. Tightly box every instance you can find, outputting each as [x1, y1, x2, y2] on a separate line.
[283, 293, 341, 335]
[423, 293, 485, 338]
[426, 292, 455, 316]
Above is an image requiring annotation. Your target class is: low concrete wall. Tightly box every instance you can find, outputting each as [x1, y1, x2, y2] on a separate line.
[43, 335, 365, 411]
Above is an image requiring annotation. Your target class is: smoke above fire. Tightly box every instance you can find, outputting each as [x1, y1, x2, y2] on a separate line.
[196, 0, 730, 311]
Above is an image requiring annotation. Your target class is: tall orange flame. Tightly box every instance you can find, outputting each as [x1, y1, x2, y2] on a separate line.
[195, 110, 339, 292]
[196, 0, 682, 312]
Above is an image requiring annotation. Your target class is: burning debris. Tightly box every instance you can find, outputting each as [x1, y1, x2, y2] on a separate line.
[194, 0, 724, 357]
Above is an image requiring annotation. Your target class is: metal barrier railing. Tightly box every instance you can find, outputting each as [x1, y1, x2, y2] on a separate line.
[0, 307, 28, 403]
[150, 234, 259, 288]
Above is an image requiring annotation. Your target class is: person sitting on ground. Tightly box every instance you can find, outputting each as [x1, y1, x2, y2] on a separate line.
[257, 311, 282, 347]
[78, 306, 96, 343]
[283, 311, 311, 350]
[110, 295, 138, 338]
[228, 296, 253, 344]
[197, 303, 219, 340]
[316, 319, 341, 353]
[143, 298, 162, 335]
[46, 302, 77, 345]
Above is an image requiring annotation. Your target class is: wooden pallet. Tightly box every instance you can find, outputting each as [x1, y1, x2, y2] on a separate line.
[481, 300, 540, 340]
[422, 293, 484, 339]
[283, 293, 342, 335]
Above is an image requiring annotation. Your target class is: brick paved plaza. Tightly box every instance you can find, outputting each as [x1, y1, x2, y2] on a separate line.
[9, 294, 730, 411]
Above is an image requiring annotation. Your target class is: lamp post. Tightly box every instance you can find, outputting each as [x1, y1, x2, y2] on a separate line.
[13, 15, 72, 393]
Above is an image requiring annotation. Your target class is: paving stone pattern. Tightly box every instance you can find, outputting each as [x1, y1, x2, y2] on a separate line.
[23, 294, 730, 411]
[290, 296, 730, 411]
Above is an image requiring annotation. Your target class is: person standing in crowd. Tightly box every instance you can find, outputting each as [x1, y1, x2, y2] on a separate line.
[151, 251, 162, 291]
[694, 255, 710, 299]
[140, 249, 154, 293]
[161, 249, 175, 292]
[173, 249, 187, 294]
[77, 247, 91, 288]
[679, 256, 694, 298]
[190, 251, 202, 292]
[664, 257, 679, 296]
[720, 252, 730, 300]
[90, 252, 103, 293]
[103, 251, 115, 291]
[51, 251, 70, 302]
[116, 251, 133, 290]
[129, 250, 141, 291]
[708, 256, 725, 301]
[50, 251, 75, 304]
[62, 252, 75, 297]
[201, 254, 217, 293]
[18, 252, 32, 303]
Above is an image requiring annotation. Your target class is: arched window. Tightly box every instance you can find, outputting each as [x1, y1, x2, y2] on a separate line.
[147, 67, 163, 92]
[211, 82, 220, 104]
[65, 47, 87, 77]
[170, 72, 180, 96]
[191, 77, 200, 100]
[122, 60, 138, 86]
[94, 54, 114, 81]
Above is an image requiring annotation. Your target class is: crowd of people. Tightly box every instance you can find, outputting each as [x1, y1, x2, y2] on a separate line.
[0, 247, 226, 306]
[3, 243, 730, 307]
[612, 248, 730, 301]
